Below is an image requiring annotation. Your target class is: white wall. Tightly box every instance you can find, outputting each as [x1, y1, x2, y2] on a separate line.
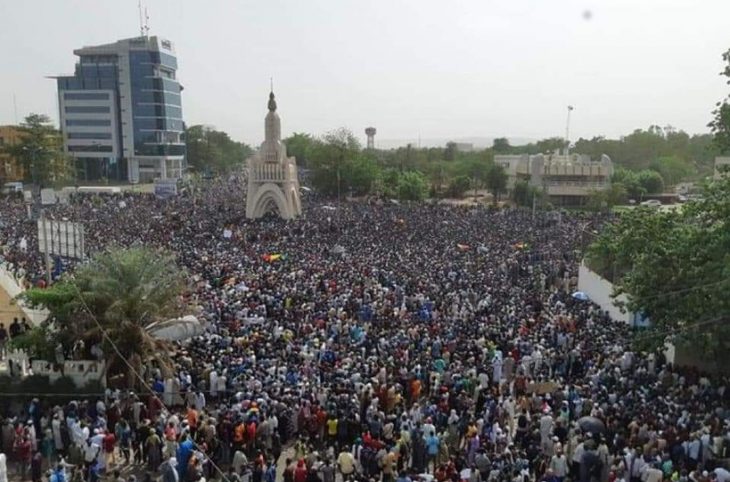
[0, 264, 49, 325]
[578, 262, 632, 324]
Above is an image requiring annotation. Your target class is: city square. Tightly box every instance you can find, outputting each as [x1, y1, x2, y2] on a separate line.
[1, 3, 730, 482]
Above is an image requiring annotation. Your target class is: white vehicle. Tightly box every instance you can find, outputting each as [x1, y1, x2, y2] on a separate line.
[640, 199, 661, 208]
[1, 182, 23, 194]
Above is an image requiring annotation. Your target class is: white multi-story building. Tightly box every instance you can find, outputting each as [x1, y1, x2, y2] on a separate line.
[496, 153, 614, 204]
[55, 35, 185, 183]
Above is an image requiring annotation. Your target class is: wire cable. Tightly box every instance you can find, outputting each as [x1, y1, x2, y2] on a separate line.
[68, 282, 233, 482]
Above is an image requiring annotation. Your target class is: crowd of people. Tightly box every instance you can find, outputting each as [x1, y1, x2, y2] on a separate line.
[0, 176, 729, 482]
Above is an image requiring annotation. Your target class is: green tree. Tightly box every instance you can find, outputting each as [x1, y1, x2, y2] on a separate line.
[649, 155, 695, 187]
[586, 190, 608, 213]
[283, 132, 315, 167]
[397, 171, 428, 201]
[462, 158, 489, 198]
[346, 156, 380, 195]
[185, 125, 253, 174]
[22, 247, 187, 388]
[7, 326, 56, 360]
[710, 47, 730, 154]
[535, 137, 569, 154]
[4, 114, 68, 185]
[605, 182, 628, 207]
[445, 175, 471, 198]
[308, 128, 364, 198]
[492, 137, 511, 154]
[612, 168, 646, 200]
[485, 163, 508, 204]
[587, 176, 730, 365]
[637, 169, 664, 194]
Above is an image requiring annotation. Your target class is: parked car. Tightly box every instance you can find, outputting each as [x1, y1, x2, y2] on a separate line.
[1, 182, 23, 194]
[640, 199, 662, 208]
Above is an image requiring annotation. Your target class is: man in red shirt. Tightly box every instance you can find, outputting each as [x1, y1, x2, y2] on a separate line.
[103, 430, 117, 467]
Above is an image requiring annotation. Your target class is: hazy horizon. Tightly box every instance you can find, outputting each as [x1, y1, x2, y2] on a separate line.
[1, 0, 729, 147]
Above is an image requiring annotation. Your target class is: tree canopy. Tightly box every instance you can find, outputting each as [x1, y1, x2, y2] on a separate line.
[586, 176, 730, 363]
[710, 47, 730, 154]
[22, 247, 187, 387]
[3, 114, 70, 185]
[185, 125, 253, 174]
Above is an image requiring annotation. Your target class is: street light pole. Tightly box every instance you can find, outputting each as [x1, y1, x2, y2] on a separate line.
[566, 105, 574, 157]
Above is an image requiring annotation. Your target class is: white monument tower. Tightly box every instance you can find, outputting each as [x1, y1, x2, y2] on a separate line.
[245, 90, 302, 220]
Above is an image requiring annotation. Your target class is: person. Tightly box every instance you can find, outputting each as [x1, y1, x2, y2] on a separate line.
[8, 319, 20, 339]
[0, 323, 7, 359]
[549, 449, 568, 482]
[319, 459, 335, 482]
[396, 471, 412, 482]
[160, 457, 179, 482]
[425, 431, 440, 473]
[337, 447, 356, 482]
[30, 450, 42, 482]
[49, 464, 67, 482]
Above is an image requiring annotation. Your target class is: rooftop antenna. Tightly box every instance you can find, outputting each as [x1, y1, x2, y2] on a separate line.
[144, 7, 150, 36]
[138, 0, 144, 36]
[13, 94, 18, 124]
[270, 77, 273, 93]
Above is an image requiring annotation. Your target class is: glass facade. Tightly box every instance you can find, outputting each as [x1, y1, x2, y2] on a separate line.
[57, 37, 185, 182]
[129, 50, 184, 159]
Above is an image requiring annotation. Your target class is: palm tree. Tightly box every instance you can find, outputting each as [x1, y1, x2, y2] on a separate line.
[23, 247, 188, 388]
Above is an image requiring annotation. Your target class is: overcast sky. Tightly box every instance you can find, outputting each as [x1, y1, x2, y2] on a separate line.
[1, 0, 729, 147]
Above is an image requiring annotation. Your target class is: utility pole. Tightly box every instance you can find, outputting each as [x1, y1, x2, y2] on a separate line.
[40, 209, 52, 285]
[566, 105, 574, 156]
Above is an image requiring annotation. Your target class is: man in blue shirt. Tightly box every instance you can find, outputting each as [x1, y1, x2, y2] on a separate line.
[425, 431, 440, 473]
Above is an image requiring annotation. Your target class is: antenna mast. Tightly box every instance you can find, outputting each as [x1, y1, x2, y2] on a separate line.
[144, 7, 150, 36]
[138, 0, 144, 36]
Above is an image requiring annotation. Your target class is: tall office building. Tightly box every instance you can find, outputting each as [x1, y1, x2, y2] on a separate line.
[55, 36, 185, 182]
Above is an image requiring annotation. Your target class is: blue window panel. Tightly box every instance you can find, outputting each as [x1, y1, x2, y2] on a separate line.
[135, 144, 185, 156]
[134, 118, 184, 131]
[158, 52, 178, 69]
[65, 106, 110, 113]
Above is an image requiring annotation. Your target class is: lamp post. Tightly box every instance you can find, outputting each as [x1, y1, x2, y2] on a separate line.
[565, 105, 574, 157]
[21, 145, 46, 220]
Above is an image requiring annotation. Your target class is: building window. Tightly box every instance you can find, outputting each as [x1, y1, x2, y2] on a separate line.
[67, 132, 113, 140]
[66, 119, 112, 126]
[64, 92, 110, 101]
[68, 145, 114, 152]
[65, 106, 111, 114]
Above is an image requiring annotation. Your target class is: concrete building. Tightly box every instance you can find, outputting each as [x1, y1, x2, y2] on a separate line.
[496, 153, 613, 204]
[453, 142, 474, 152]
[0, 126, 25, 182]
[245, 91, 302, 220]
[55, 35, 185, 183]
[714, 156, 730, 179]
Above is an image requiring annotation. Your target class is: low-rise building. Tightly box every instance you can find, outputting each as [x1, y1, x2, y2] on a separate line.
[0, 125, 25, 182]
[714, 156, 730, 179]
[496, 152, 614, 204]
